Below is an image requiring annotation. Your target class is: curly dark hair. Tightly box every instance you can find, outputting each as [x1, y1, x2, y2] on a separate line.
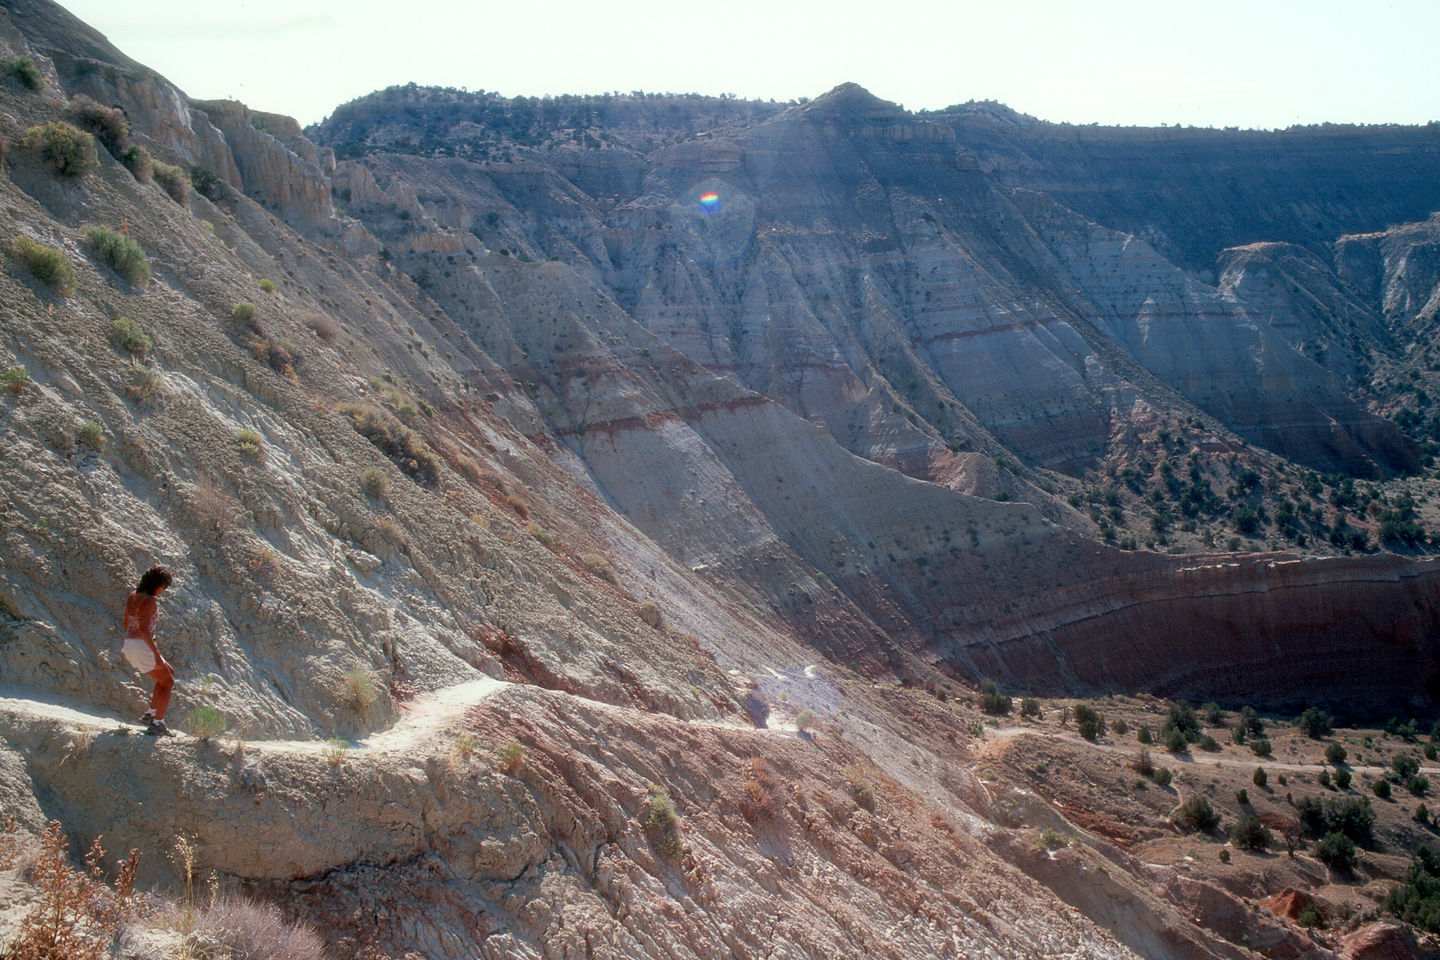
[135, 564, 174, 596]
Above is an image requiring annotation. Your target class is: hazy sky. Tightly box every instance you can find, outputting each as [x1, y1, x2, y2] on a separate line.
[57, 0, 1440, 130]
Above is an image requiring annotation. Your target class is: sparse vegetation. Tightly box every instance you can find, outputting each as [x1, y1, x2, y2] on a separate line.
[2, 367, 30, 394]
[978, 679, 1011, 716]
[637, 600, 662, 628]
[4, 820, 139, 960]
[83, 226, 150, 286]
[231, 302, 257, 325]
[4, 55, 42, 91]
[360, 466, 390, 498]
[337, 402, 440, 486]
[340, 667, 378, 714]
[322, 738, 349, 766]
[120, 145, 152, 182]
[504, 493, 530, 518]
[1073, 702, 1102, 741]
[1035, 828, 1067, 851]
[643, 782, 683, 858]
[1231, 814, 1272, 851]
[110, 317, 152, 356]
[152, 161, 190, 203]
[1253, 766, 1267, 788]
[452, 732, 477, 762]
[11, 235, 76, 294]
[304, 311, 339, 343]
[1389, 846, 1440, 932]
[1250, 738, 1272, 757]
[1316, 831, 1356, 871]
[259, 277, 275, 293]
[184, 705, 226, 741]
[796, 708, 819, 733]
[21, 121, 96, 176]
[77, 420, 105, 448]
[1174, 794, 1220, 833]
[1020, 697, 1041, 718]
[581, 552, 617, 583]
[190, 164, 223, 201]
[499, 741, 524, 773]
[1325, 742, 1347, 765]
[846, 766, 878, 812]
[1297, 706, 1334, 739]
[236, 428, 263, 459]
[68, 95, 128, 157]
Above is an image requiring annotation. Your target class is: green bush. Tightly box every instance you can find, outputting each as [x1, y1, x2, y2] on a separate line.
[643, 782, 683, 858]
[1418, 804, 1431, 825]
[1296, 904, 1324, 929]
[1388, 846, 1440, 932]
[1335, 769, 1352, 790]
[21, 121, 96, 176]
[4, 55, 42, 91]
[337, 402, 439, 486]
[2, 367, 30, 394]
[1232, 814, 1272, 851]
[11, 235, 75, 294]
[185, 705, 226, 741]
[1152, 767, 1173, 787]
[977, 680, 1011, 716]
[1396, 754, 1421, 779]
[121, 145, 152, 182]
[1074, 703, 1102, 741]
[1164, 726, 1189, 753]
[190, 165, 222, 201]
[1297, 706, 1334, 739]
[1250, 738, 1272, 757]
[259, 278, 275, 293]
[77, 419, 104, 448]
[1326, 742, 1347, 765]
[1019, 697, 1041, 718]
[152, 161, 189, 204]
[1174, 794, 1219, 833]
[1198, 735, 1220, 752]
[360, 466, 389, 498]
[1202, 701, 1224, 725]
[231, 302, 257, 325]
[84, 226, 149, 286]
[1376, 778, 1393, 799]
[1240, 705, 1264, 735]
[110, 317, 152, 356]
[68, 94, 128, 157]
[1411, 775, 1431, 797]
[1167, 700, 1200, 739]
[236, 428, 263, 459]
[1319, 768, 1332, 788]
[1230, 725, 1247, 746]
[796, 709, 819, 733]
[1253, 766, 1267, 788]
[1137, 725, 1153, 745]
[1316, 831, 1356, 871]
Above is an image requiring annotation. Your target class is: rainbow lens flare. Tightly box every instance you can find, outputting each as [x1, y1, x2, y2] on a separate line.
[699, 191, 721, 212]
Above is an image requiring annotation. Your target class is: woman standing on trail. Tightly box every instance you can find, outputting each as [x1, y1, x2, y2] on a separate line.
[122, 565, 174, 735]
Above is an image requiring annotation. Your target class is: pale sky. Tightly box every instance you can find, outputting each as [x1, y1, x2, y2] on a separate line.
[56, 0, 1440, 131]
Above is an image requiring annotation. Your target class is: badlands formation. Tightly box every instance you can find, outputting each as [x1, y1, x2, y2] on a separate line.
[0, 0, 1438, 957]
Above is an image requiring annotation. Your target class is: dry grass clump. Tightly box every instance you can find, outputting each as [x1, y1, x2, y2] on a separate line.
[637, 601, 662, 628]
[580, 552, 617, 583]
[152, 161, 189, 204]
[183, 895, 327, 960]
[302, 310, 339, 343]
[740, 758, 776, 823]
[188, 474, 234, 534]
[11, 235, 75, 295]
[498, 741, 524, 774]
[323, 738, 349, 766]
[845, 765, 878, 813]
[20, 121, 96, 176]
[455, 454, 484, 484]
[3, 366, 31, 394]
[76, 419, 105, 448]
[337, 402, 439, 486]
[5, 820, 138, 960]
[503, 493, 530, 519]
[340, 667, 379, 715]
[184, 705, 226, 741]
[359, 466, 389, 498]
[83, 226, 150, 286]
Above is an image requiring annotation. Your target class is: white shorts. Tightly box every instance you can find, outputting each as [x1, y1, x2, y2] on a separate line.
[122, 636, 159, 673]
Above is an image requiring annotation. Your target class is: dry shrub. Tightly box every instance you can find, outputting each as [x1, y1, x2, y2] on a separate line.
[189, 474, 235, 534]
[644, 783, 683, 858]
[740, 758, 775, 823]
[845, 765, 877, 813]
[580, 552, 617, 583]
[340, 667, 379, 715]
[337, 402, 439, 486]
[455, 454, 484, 484]
[499, 741, 524, 774]
[504, 493, 530, 519]
[68, 94, 128, 157]
[191, 895, 327, 960]
[6, 820, 138, 960]
[303, 310, 339, 343]
[152, 161, 189, 204]
[247, 547, 280, 580]
[125, 365, 163, 406]
[637, 601, 662, 628]
[1131, 748, 1155, 777]
[20, 121, 96, 176]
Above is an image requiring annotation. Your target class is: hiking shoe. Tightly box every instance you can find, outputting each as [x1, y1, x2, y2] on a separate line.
[143, 718, 172, 737]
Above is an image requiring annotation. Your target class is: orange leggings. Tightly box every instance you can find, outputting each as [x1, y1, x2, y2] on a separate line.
[145, 661, 174, 720]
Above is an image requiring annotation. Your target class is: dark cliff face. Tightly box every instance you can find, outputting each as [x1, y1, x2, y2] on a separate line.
[312, 84, 1420, 481]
